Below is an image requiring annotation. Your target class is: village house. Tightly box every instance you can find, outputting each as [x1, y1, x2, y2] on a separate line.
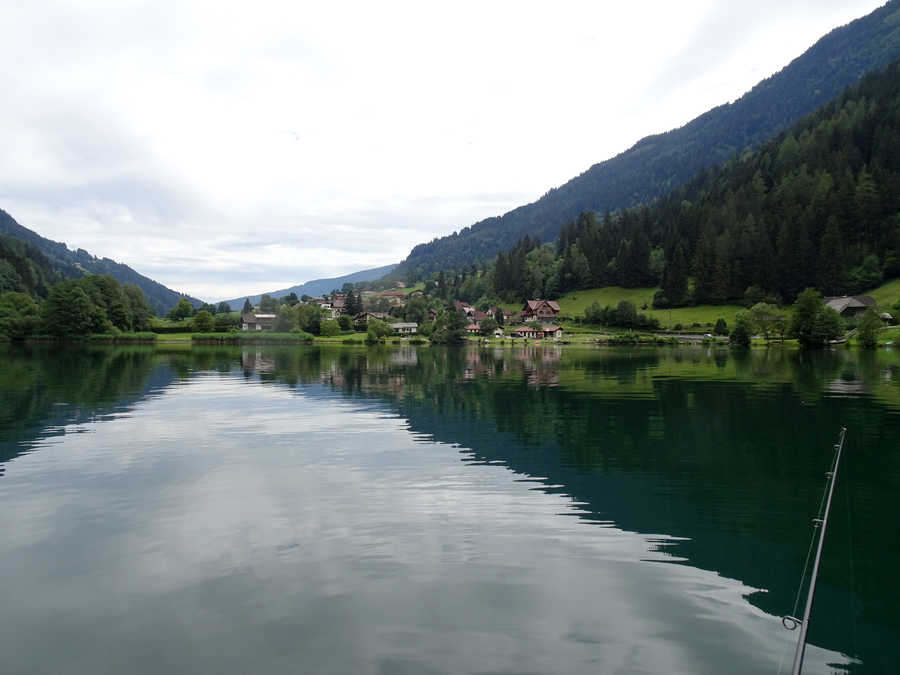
[241, 313, 276, 331]
[318, 302, 341, 319]
[522, 299, 561, 321]
[379, 290, 407, 306]
[488, 305, 510, 322]
[354, 311, 390, 329]
[823, 295, 877, 318]
[509, 324, 563, 340]
[392, 322, 418, 335]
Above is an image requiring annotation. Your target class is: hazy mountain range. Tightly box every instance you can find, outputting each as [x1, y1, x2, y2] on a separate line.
[219, 264, 399, 308]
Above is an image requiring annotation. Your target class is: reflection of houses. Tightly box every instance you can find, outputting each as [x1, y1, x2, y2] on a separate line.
[241, 350, 276, 372]
[827, 378, 866, 395]
[241, 313, 276, 330]
[390, 348, 418, 366]
[522, 299, 561, 321]
[824, 295, 876, 318]
[392, 322, 418, 335]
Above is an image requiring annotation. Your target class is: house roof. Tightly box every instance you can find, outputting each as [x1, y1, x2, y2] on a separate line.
[523, 299, 560, 312]
[392, 323, 418, 329]
[824, 295, 877, 313]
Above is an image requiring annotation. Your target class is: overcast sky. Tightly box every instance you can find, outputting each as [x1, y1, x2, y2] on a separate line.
[0, 1, 886, 302]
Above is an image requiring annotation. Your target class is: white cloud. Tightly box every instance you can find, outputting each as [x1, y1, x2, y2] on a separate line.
[0, 0, 885, 301]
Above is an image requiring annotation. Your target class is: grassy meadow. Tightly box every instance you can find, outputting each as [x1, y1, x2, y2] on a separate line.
[554, 287, 743, 330]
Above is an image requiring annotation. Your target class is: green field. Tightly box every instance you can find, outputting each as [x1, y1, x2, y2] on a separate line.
[555, 287, 743, 330]
[867, 276, 900, 307]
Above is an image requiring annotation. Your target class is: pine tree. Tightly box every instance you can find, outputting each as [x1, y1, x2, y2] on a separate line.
[662, 243, 688, 306]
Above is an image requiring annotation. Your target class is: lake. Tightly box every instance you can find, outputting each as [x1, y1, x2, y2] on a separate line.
[1, 344, 898, 674]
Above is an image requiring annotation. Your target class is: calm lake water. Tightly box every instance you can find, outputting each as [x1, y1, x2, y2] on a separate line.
[1, 344, 898, 674]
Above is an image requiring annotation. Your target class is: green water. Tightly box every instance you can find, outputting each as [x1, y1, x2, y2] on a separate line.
[1, 344, 898, 674]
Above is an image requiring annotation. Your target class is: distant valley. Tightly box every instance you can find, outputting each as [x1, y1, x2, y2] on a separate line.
[219, 263, 398, 308]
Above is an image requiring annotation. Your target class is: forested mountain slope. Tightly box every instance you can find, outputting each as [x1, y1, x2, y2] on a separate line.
[395, 0, 900, 280]
[0, 234, 77, 298]
[486, 59, 900, 306]
[0, 209, 201, 315]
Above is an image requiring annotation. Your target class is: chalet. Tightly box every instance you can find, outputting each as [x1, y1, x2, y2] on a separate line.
[379, 290, 407, 306]
[241, 313, 276, 331]
[392, 322, 418, 335]
[488, 305, 510, 322]
[509, 324, 563, 339]
[354, 312, 389, 328]
[823, 295, 876, 318]
[465, 323, 481, 334]
[332, 295, 347, 311]
[319, 302, 340, 319]
[542, 325, 563, 339]
[522, 299, 560, 321]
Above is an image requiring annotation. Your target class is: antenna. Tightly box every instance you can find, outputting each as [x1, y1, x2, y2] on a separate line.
[782, 426, 847, 675]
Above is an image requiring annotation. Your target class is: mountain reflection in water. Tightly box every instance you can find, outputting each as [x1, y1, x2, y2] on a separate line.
[1, 343, 898, 674]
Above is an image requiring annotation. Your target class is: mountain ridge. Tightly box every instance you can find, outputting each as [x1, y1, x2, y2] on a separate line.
[0, 208, 203, 315]
[221, 263, 399, 308]
[394, 0, 900, 280]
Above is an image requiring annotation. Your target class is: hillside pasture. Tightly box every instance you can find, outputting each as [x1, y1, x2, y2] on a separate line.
[556, 287, 743, 330]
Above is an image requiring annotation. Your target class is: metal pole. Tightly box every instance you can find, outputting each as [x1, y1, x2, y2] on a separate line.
[790, 427, 847, 675]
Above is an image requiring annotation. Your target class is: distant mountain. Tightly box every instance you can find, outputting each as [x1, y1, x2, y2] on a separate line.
[221, 263, 399, 308]
[0, 208, 203, 315]
[394, 0, 900, 280]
